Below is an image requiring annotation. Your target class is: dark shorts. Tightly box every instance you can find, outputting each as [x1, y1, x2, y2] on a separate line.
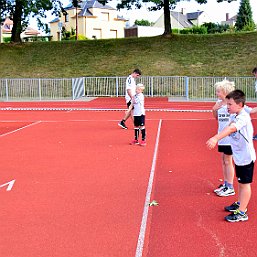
[218, 145, 233, 155]
[235, 161, 254, 184]
[134, 115, 145, 127]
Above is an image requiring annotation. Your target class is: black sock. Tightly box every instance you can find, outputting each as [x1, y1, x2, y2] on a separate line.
[135, 128, 140, 140]
[141, 128, 146, 140]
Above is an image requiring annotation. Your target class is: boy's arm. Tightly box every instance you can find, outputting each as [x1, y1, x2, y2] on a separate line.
[206, 124, 237, 150]
[250, 107, 257, 114]
[212, 101, 222, 119]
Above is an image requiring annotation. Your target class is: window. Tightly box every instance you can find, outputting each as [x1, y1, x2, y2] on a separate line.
[65, 14, 69, 22]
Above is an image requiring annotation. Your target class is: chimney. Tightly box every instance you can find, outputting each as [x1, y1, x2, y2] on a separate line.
[226, 13, 229, 21]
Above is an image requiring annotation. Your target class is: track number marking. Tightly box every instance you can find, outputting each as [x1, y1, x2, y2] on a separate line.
[0, 179, 15, 191]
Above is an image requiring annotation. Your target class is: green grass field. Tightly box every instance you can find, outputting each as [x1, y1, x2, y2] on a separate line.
[0, 32, 257, 78]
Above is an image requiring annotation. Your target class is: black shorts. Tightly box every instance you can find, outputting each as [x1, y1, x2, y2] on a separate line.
[218, 145, 233, 155]
[134, 115, 145, 127]
[235, 161, 254, 184]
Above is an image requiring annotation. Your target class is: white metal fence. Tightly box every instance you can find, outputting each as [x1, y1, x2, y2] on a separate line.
[0, 76, 256, 101]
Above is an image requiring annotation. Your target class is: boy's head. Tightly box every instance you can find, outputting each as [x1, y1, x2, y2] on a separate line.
[215, 80, 235, 99]
[132, 69, 142, 78]
[136, 83, 145, 93]
[225, 89, 245, 114]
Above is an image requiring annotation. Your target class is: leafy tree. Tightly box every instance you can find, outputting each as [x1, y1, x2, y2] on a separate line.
[235, 0, 255, 31]
[0, 0, 62, 43]
[101, 0, 238, 36]
[134, 19, 153, 26]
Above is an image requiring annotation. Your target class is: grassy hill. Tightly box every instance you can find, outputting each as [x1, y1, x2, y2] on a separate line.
[0, 32, 257, 78]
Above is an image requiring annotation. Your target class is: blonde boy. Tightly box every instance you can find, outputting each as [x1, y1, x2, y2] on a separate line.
[130, 84, 146, 146]
[212, 80, 235, 197]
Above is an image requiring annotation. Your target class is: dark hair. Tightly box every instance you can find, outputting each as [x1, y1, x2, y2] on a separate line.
[133, 69, 142, 76]
[225, 89, 245, 106]
[252, 67, 257, 74]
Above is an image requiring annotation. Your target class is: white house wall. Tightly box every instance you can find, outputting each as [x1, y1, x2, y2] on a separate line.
[137, 26, 164, 37]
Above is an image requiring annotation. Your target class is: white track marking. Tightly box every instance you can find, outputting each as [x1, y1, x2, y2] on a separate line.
[135, 119, 162, 257]
[0, 179, 15, 191]
[0, 121, 41, 138]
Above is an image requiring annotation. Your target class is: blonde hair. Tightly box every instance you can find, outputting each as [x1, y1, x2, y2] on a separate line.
[136, 83, 145, 91]
[215, 80, 235, 95]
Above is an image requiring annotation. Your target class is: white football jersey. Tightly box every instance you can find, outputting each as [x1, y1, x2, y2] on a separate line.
[125, 75, 136, 103]
[229, 109, 256, 166]
[133, 93, 145, 116]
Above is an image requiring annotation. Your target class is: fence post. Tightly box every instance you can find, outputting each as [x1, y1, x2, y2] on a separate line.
[38, 78, 42, 101]
[72, 78, 75, 100]
[185, 76, 189, 101]
[5, 79, 8, 101]
[116, 76, 119, 97]
[151, 76, 154, 97]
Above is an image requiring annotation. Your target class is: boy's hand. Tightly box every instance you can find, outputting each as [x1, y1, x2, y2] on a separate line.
[212, 101, 223, 112]
[206, 137, 218, 150]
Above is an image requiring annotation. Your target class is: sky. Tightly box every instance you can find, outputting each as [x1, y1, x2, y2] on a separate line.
[32, 0, 257, 29]
[107, 0, 257, 25]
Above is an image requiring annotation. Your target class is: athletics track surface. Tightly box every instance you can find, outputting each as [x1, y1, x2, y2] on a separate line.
[0, 97, 257, 257]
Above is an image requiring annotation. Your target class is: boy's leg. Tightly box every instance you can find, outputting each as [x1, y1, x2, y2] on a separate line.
[130, 117, 139, 145]
[223, 154, 234, 186]
[139, 115, 146, 146]
[118, 101, 132, 129]
[217, 151, 235, 196]
[225, 162, 254, 222]
[238, 183, 251, 212]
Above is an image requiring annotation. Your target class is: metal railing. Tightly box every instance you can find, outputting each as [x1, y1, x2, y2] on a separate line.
[0, 76, 256, 101]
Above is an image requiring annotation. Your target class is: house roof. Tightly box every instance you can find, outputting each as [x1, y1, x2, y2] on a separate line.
[186, 11, 204, 20]
[170, 11, 193, 28]
[227, 15, 237, 21]
[49, 17, 60, 23]
[23, 27, 40, 35]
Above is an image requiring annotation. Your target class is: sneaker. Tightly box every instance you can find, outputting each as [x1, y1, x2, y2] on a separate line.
[224, 202, 240, 212]
[225, 209, 248, 222]
[140, 140, 146, 146]
[253, 134, 257, 140]
[130, 139, 139, 145]
[118, 121, 128, 129]
[217, 187, 235, 197]
[214, 184, 225, 194]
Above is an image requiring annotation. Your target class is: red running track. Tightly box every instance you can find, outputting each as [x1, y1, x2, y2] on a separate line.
[0, 97, 257, 257]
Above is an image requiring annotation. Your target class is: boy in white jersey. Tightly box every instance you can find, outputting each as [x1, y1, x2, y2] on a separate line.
[212, 80, 235, 197]
[130, 84, 146, 146]
[118, 69, 141, 129]
[207, 90, 256, 222]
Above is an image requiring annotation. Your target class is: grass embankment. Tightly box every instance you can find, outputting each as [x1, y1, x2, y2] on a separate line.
[0, 32, 256, 78]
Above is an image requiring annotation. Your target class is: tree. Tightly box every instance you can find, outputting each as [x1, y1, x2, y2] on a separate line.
[72, 0, 82, 40]
[100, 0, 238, 37]
[235, 0, 255, 31]
[134, 19, 153, 26]
[0, 0, 62, 43]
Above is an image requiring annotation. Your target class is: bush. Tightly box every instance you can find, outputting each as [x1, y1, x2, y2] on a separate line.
[192, 26, 207, 34]
[69, 34, 87, 40]
[3, 37, 11, 43]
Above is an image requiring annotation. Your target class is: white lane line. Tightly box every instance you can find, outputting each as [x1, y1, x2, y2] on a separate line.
[135, 119, 162, 257]
[0, 121, 41, 138]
